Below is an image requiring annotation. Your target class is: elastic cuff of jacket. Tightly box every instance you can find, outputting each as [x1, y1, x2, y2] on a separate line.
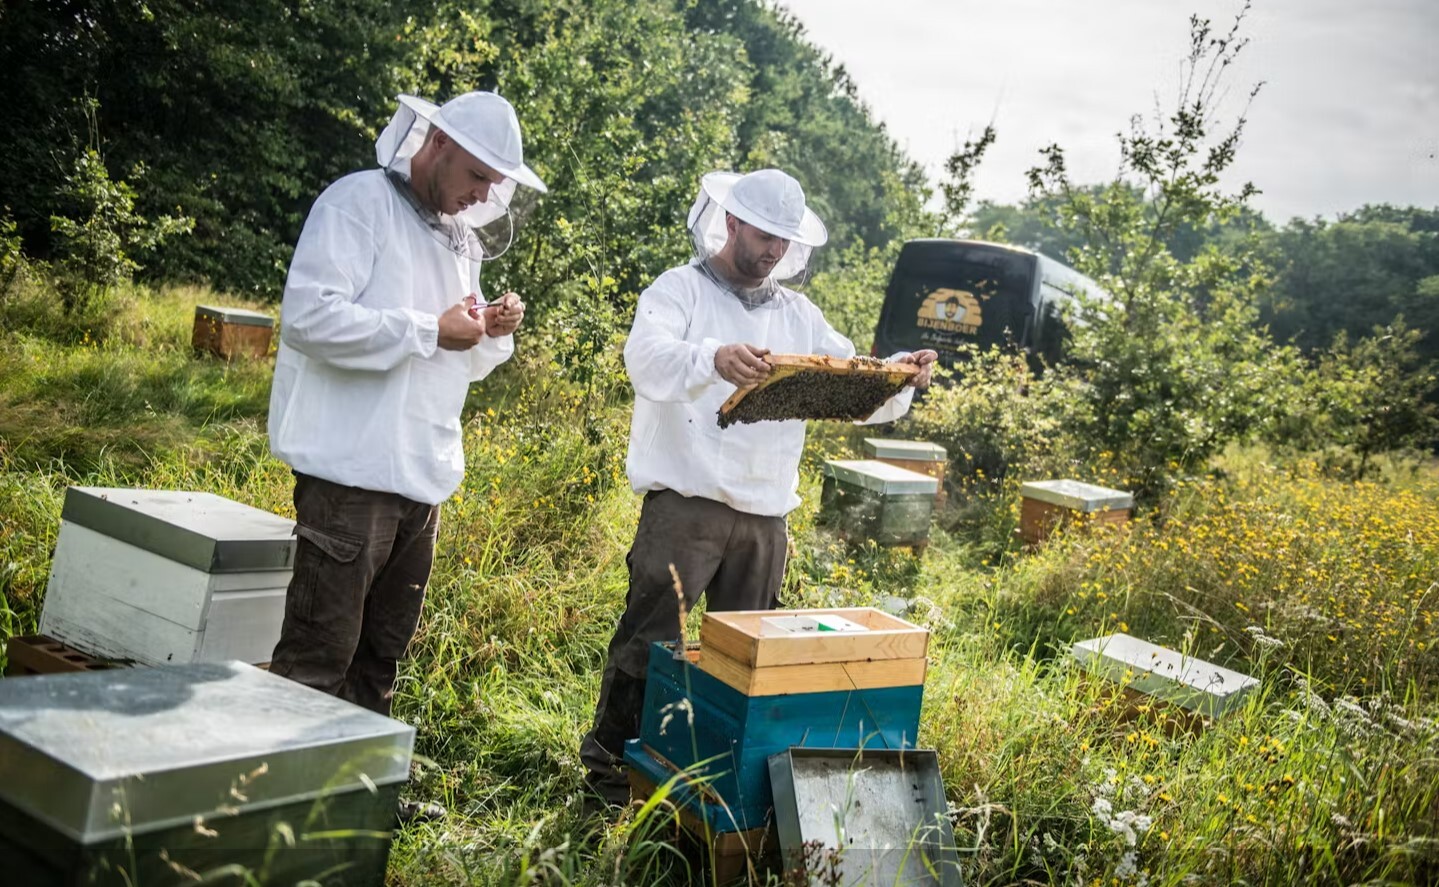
[698, 338, 724, 383]
[411, 310, 440, 358]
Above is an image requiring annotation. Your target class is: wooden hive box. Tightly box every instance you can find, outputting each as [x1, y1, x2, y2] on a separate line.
[820, 459, 938, 547]
[0, 662, 413, 887]
[698, 607, 930, 696]
[39, 486, 296, 667]
[192, 304, 274, 360]
[1071, 633, 1259, 723]
[863, 437, 948, 507]
[1018, 479, 1134, 545]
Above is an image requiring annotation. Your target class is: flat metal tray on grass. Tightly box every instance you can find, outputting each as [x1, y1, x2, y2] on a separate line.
[718, 354, 916, 428]
[769, 747, 962, 886]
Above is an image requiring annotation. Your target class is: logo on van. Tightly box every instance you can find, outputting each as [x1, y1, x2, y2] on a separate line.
[918, 288, 982, 335]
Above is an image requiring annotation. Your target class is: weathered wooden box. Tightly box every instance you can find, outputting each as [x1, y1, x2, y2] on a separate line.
[625, 638, 924, 834]
[1071, 632, 1259, 720]
[820, 459, 938, 546]
[0, 662, 413, 887]
[698, 607, 929, 696]
[192, 304, 274, 360]
[863, 437, 948, 506]
[39, 486, 296, 666]
[3, 635, 120, 677]
[1019, 479, 1134, 545]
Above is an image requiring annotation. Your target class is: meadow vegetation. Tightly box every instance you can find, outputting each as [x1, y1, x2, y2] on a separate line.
[1, 253, 1436, 885]
[1, 2, 1436, 884]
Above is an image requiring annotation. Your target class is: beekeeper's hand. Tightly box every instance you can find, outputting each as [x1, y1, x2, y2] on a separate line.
[483, 292, 525, 337]
[716, 344, 771, 387]
[438, 298, 487, 350]
[900, 349, 939, 389]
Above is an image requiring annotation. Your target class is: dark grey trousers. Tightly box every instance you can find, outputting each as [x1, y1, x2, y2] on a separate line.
[269, 473, 439, 717]
[580, 489, 788, 803]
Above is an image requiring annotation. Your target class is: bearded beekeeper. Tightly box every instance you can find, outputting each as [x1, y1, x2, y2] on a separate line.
[267, 92, 545, 819]
[579, 168, 938, 811]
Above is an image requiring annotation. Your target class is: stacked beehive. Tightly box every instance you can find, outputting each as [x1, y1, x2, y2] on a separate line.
[623, 607, 929, 878]
[38, 486, 296, 668]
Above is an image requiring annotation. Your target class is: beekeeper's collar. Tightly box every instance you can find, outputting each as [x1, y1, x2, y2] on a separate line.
[687, 169, 828, 285]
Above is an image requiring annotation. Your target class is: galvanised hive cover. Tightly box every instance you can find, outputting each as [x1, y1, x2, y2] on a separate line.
[61, 486, 296, 573]
[1071, 633, 1259, 717]
[863, 438, 947, 461]
[195, 305, 275, 327]
[823, 459, 939, 496]
[1019, 479, 1134, 512]
[0, 661, 414, 843]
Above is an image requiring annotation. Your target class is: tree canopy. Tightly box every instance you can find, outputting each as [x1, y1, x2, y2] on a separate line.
[0, 0, 927, 297]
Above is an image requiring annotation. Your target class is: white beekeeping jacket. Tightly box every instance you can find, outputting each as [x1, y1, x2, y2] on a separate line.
[268, 168, 513, 506]
[624, 263, 914, 517]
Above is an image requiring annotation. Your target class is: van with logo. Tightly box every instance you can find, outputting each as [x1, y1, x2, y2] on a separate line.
[872, 239, 1106, 367]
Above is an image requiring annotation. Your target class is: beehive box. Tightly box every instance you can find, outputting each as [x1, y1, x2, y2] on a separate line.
[698, 607, 929, 696]
[39, 486, 296, 666]
[1071, 633, 1259, 720]
[625, 637, 924, 834]
[864, 437, 948, 507]
[192, 304, 275, 360]
[820, 459, 938, 546]
[0, 662, 413, 887]
[1018, 479, 1134, 545]
[718, 354, 916, 428]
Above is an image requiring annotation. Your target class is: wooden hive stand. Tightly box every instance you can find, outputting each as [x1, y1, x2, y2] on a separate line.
[627, 761, 779, 886]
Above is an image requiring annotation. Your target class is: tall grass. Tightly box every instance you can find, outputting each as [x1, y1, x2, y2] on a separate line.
[1, 283, 1436, 885]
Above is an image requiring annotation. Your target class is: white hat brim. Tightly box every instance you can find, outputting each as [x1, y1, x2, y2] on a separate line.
[700, 172, 827, 247]
[398, 95, 547, 193]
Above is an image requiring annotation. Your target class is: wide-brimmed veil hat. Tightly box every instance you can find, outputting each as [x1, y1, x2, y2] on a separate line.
[374, 92, 545, 260]
[687, 169, 828, 284]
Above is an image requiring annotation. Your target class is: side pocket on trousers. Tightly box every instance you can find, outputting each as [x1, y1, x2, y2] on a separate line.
[289, 523, 365, 623]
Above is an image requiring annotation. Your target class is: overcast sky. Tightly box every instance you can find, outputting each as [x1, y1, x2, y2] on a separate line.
[777, 0, 1438, 223]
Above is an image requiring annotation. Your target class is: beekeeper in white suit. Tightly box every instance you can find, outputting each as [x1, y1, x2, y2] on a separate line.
[579, 168, 938, 813]
[267, 92, 545, 820]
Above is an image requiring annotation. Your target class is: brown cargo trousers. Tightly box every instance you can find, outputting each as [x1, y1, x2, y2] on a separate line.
[269, 473, 439, 717]
[580, 489, 788, 805]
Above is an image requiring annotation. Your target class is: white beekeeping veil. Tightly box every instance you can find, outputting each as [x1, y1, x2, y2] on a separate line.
[687, 169, 828, 292]
[375, 92, 547, 261]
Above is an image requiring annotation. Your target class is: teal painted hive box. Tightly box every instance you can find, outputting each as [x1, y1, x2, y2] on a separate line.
[624, 641, 924, 834]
